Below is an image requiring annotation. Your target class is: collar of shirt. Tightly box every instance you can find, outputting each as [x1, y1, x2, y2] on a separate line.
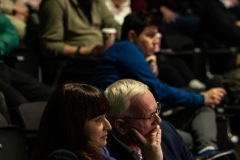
[112, 134, 142, 160]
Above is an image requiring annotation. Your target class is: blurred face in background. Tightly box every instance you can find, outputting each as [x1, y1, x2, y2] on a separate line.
[130, 25, 159, 57]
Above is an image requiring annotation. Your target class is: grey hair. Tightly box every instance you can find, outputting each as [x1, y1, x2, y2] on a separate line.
[104, 79, 148, 124]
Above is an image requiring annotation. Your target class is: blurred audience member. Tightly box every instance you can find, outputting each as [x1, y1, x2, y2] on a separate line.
[148, 0, 199, 37]
[105, 0, 131, 25]
[201, 0, 240, 46]
[0, 13, 18, 53]
[39, 0, 121, 56]
[0, 0, 28, 39]
[0, 13, 51, 126]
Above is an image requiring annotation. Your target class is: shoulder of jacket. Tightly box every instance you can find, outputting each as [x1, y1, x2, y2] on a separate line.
[47, 149, 79, 160]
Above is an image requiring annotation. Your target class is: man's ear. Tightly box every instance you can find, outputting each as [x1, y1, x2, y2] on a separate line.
[127, 30, 136, 42]
[114, 119, 127, 135]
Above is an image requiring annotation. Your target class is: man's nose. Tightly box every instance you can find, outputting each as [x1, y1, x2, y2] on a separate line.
[155, 114, 162, 124]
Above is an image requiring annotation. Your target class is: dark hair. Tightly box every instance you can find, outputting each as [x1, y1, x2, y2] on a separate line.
[121, 11, 160, 40]
[31, 83, 109, 160]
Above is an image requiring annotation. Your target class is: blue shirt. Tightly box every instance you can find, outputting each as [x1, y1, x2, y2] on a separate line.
[94, 41, 204, 107]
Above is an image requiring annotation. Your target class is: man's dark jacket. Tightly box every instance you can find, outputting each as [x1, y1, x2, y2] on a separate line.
[107, 120, 195, 160]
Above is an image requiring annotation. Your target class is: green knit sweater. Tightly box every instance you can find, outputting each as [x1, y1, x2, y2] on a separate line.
[0, 13, 19, 57]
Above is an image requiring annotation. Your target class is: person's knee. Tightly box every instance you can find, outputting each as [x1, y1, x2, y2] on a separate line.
[196, 106, 216, 117]
[199, 106, 214, 112]
[177, 129, 193, 150]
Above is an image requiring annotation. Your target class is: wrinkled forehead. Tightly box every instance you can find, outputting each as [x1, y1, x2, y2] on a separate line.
[129, 91, 156, 116]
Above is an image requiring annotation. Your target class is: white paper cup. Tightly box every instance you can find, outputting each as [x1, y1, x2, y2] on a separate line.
[102, 28, 117, 49]
[154, 32, 162, 53]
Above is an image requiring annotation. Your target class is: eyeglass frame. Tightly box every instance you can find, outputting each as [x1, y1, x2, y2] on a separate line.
[121, 102, 161, 122]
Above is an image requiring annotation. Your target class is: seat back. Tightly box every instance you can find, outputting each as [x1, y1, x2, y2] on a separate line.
[18, 102, 47, 131]
[0, 113, 8, 126]
[0, 125, 28, 160]
[18, 102, 47, 157]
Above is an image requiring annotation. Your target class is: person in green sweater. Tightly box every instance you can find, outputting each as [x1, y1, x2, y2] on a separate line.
[38, 0, 121, 85]
[0, 13, 19, 54]
[39, 0, 121, 56]
[0, 0, 28, 39]
[0, 13, 51, 127]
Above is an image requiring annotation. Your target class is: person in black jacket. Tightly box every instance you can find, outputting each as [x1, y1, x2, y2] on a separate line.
[201, 0, 240, 46]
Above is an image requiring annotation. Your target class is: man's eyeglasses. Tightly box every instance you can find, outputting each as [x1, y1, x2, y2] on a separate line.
[121, 102, 161, 123]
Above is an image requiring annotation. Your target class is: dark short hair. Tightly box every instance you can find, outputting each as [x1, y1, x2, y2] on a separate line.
[121, 11, 160, 40]
[31, 83, 109, 160]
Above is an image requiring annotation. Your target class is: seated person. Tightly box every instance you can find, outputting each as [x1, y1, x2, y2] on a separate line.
[31, 82, 163, 160]
[105, 79, 194, 159]
[105, 0, 131, 25]
[147, 0, 200, 49]
[39, 0, 121, 85]
[39, 0, 121, 56]
[94, 11, 235, 158]
[148, 0, 200, 37]
[201, 0, 240, 46]
[0, 0, 28, 39]
[0, 12, 51, 126]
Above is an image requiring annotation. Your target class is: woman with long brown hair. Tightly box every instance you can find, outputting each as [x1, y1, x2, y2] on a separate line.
[31, 83, 114, 160]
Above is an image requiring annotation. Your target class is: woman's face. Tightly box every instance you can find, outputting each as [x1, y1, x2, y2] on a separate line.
[84, 114, 112, 147]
